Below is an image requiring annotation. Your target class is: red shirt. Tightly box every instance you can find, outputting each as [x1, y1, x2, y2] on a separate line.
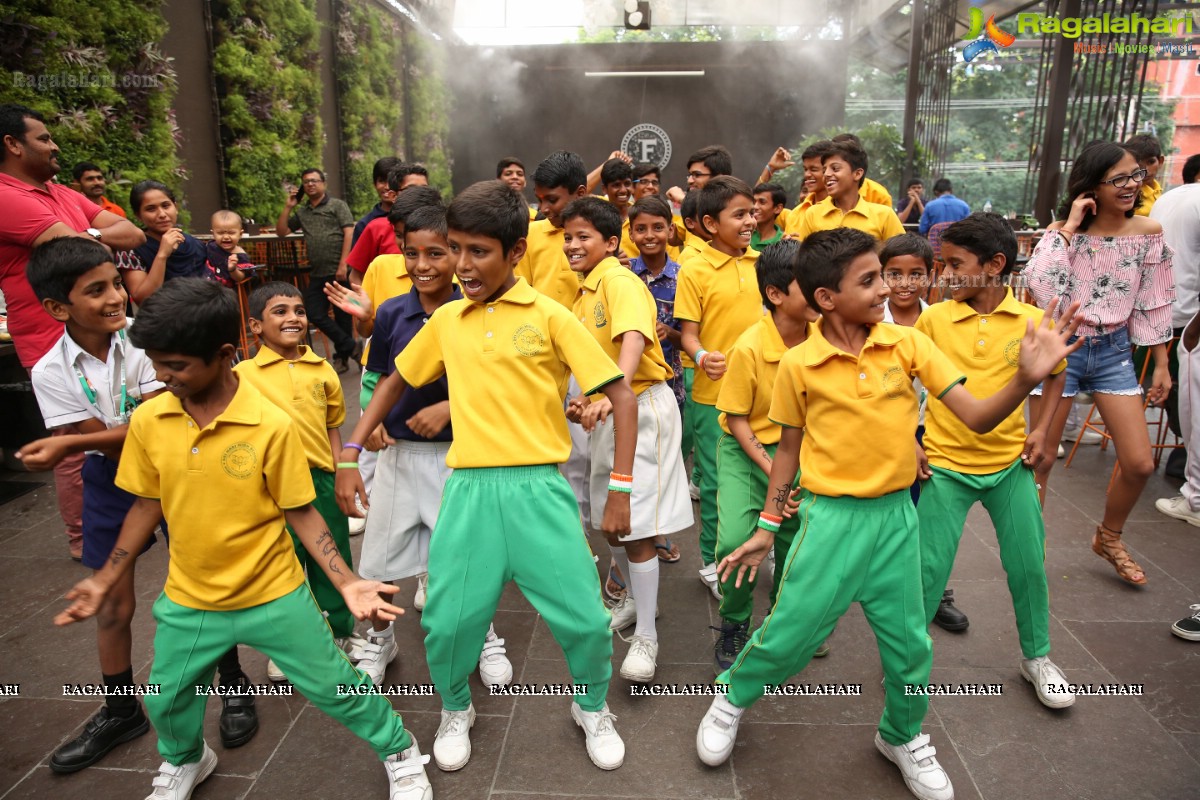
[0, 174, 101, 366]
[347, 216, 400, 274]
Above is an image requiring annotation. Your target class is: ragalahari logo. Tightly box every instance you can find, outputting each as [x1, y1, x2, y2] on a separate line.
[963, 8, 1016, 61]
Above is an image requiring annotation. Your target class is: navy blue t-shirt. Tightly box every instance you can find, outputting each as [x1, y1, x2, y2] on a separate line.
[366, 286, 459, 442]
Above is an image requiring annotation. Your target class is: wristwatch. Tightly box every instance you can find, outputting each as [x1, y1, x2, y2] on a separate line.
[86, 227, 102, 241]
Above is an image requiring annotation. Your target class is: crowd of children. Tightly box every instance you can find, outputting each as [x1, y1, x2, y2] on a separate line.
[21, 131, 1194, 800]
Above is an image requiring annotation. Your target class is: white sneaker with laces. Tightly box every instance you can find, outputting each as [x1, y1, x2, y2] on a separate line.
[266, 657, 285, 683]
[336, 632, 369, 662]
[608, 595, 637, 631]
[144, 741, 217, 800]
[619, 635, 658, 683]
[571, 703, 624, 769]
[1020, 655, 1075, 709]
[414, 573, 428, 611]
[1155, 495, 1200, 527]
[432, 705, 475, 771]
[696, 693, 744, 766]
[349, 497, 368, 536]
[358, 624, 399, 686]
[874, 731, 954, 800]
[698, 562, 721, 600]
[385, 735, 433, 800]
[478, 625, 513, 686]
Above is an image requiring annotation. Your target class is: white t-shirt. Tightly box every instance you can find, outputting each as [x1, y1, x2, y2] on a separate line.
[1149, 183, 1200, 329]
[883, 298, 929, 426]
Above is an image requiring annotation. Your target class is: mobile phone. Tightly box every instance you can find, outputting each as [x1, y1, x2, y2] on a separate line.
[293, 188, 303, 202]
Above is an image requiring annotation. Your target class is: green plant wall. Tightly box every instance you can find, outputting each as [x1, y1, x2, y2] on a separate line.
[0, 0, 180, 216]
[404, 27, 452, 199]
[334, 0, 404, 215]
[211, 0, 323, 223]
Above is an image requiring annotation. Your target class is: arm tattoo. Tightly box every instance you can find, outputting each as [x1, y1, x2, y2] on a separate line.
[109, 548, 130, 568]
[314, 530, 343, 575]
[771, 482, 792, 513]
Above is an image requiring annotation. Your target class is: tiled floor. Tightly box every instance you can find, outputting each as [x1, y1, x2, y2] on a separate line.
[1, 382, 1198, 799]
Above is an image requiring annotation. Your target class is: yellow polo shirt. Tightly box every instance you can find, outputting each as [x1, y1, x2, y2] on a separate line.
[862, 178, 893, 208]
[515, 219, 581, 309]
[361, 254, 411, 313]
[791, 196, 905, 242]
[574, 256, 672, 397]
[781, 194, 820, 237]
[717, 313, 800, 445]
[395, 277, 622, 468]
[234, 345, 345, 473]
[1135, 178, 1161, 216]
[116, 378, 314, 611]
[916, 288, 1066, 474]
[674, 241, 764, 405]
[770, 319, 965, 497]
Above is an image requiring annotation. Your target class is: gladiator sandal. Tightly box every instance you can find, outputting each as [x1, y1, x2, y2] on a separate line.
[1091, 525, 1147, 586]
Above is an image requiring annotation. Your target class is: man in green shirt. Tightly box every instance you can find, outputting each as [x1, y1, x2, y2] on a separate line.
[750, 182, 785, 250]
[276, 168, 358, 371]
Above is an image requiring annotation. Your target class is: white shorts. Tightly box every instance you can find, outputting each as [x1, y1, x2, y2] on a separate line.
[359, 439, 452, 581]
[588, 381, 694, 541]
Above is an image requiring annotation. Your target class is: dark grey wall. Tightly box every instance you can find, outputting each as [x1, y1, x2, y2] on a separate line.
[447, 41, 848, 204]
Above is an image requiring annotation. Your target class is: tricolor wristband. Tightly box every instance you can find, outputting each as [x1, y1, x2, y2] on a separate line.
[609, 476, 634, 494]
[343, 442, 364, 454]
[756, 513, 782, 533]
[695, 349, 709, 368]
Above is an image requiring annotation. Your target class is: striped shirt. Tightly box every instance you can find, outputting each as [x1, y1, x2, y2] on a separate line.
[1023, 230, 1175, 346]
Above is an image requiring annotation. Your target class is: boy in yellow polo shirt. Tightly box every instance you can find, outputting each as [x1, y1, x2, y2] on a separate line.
[696, 228, 1082, 800]
[915, 214, 1075, 711]
[562, 196, 693, 683]
[336, 180, 637, 772]
[676, 176, 765, 597]
[235, 281, 370, 683]
[790, 140, 905, 242]
[517, 150, 590, 309]
[712, 239, 821, 673]
[598, 158, 640, 260]
[55, 278, 432, 800]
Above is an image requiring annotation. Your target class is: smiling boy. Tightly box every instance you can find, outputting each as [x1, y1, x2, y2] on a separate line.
[790, 140, 905, 242]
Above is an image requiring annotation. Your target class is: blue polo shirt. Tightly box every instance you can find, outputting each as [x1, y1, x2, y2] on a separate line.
[352, 202, 388, 248]
[918, 193, 971, 234]
[365, 286, 460, 442]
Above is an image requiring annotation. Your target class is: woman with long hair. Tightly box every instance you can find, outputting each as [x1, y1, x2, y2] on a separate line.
[1025, 141, 1175, 586]
[121, 180, 212, 303]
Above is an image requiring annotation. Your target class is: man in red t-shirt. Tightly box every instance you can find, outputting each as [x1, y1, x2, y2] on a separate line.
[0, 104, 144, 558]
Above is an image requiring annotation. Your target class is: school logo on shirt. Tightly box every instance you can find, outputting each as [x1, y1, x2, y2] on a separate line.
[1004, 338, 1022, 367]
[311, 380, 327, 407]
[881, 366, 907, 399]
[593, 301, 607, 329]
[221, 442, 258, 479]
[513, 324, 546, 357]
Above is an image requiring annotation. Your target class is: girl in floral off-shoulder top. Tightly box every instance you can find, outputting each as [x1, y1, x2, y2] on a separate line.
[1024, 141, 1175, 587]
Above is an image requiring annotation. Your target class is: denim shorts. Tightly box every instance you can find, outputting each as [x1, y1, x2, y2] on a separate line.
[1058, 326, 1142, 397]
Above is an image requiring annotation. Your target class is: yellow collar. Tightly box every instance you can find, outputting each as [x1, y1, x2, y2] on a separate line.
[946, 287, 1022, 322]
[801, 318, 904, 367]
[251, 344, 324, 367]
[580, 256, 623, 292]
[149, 374, 262, 425]
[456, 277, 539, 317]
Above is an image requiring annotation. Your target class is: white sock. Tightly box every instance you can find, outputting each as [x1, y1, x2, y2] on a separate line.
[485, 622, 497, 642]
[610, 546, 632, 599]
[628, 557, 659, 642]
[370, 621, 393, 639]
[1067, 403, 1082, 429]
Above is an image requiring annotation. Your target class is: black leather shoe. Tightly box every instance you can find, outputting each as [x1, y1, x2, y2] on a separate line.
[219, 691, 259, 748]
[50, 704, 149, 773]
[1166, 447, 1188, 480]
[933, 589, 969, 632]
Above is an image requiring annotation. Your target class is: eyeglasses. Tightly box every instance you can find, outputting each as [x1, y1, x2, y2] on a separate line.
[687, 171, 711, 180]
[1101, 168, 1148, 188]
[634, 178, 660, 186]
[301, 178, 324, 185]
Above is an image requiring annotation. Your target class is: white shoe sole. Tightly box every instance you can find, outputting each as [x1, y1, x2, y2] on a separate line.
[570, 704, 624, 770]
[1019, 662, 1075, 709]
[433, 713, 475, 772]
[619, 656, 655, 683]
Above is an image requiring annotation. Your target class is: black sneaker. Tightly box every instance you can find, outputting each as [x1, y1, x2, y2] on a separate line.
[219, 680, 259, 748]
[1171, 604, 1200, 641]
[712, 619, 750, 675]
[49, 704, 150, 773]
[933, 589, 969, 632]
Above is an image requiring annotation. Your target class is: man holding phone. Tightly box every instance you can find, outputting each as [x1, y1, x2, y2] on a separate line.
[276, 168, 359, 372]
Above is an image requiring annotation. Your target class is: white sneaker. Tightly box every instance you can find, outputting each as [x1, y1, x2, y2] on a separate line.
[1063, 425, 1103, 445]
[349, 497, 368, 536]
[571, 703, 625, 770]
[874, 731, 954, 800]
[1155, 495, 1200, 527]
[765, 547, 776, 582]
[699, 563, 721, 600]
[478, 626, 513, 687]
[414, 573, 428, 611]
[1057, 444, 1065, 459]
[385, 735, 433, 800]
[689, 481, 700, 501]
[266, 657, 286, 683]
[432, 705, 475, 771]
[144, 741, 217, 800]
[336, 632, 369, 662]
[358, 625, 399, 685]
[608, 595, 637, 631]
[1020, 656, 1075, 709]
[696, 693, 744, 766]
[619, 635, 658, 683]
